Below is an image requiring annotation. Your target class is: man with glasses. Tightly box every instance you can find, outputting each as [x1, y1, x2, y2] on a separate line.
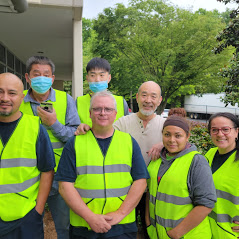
[56, 90, 149, 239]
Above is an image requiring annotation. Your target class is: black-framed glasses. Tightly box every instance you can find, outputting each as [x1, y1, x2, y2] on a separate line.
[92, 107, 115, 115]
[210, 127, 236, 135]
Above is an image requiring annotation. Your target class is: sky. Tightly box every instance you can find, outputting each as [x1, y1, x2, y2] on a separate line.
[83, 0, 237, 19]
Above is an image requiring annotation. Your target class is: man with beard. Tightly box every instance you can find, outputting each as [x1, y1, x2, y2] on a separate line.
[0, 73, 55, 239]
[113, 81, 166, 239]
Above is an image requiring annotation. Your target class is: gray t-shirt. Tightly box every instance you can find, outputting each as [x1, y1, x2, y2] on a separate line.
[157, 144, 217, 208]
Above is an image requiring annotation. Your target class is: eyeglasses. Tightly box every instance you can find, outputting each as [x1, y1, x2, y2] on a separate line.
[210, 127, 236, 135]
[91, 107, 115, 115]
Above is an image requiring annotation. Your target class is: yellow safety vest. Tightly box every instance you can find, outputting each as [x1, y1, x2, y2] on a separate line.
[147, 151, 211, 239]
[20, 89, 67, 170]
[76, 94, 124, 127]
[71, 130, 135, 229]
[0, 114, 41, 221]
[206, 147, 239, 239]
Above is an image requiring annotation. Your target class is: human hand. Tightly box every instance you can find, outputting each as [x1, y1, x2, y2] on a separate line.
[37, 106, 57, 126]
[232, 220, 239, 233]
[74, 123, 91, 135]
[86, 214, 112, 233]
[167, 229, 180, 239]
[105, 211, 125, 226]
[147, 142, 163, 161]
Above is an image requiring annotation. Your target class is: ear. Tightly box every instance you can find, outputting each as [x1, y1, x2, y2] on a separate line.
[86, 74, 89, 83]
[107, 74, 111, 84]
[51, 75, 55, 84]
[136, 93, 139, 103]
[187, 132, 191, 141]
[25, 73, 31, 84]
[157, 96, 162, 107]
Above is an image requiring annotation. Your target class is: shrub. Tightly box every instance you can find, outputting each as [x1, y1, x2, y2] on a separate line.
[189, 121, 214, 155]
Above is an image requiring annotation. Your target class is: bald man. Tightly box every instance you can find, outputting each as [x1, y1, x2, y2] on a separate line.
[113, 81, 166, 239]
[0, 73, 55, 239]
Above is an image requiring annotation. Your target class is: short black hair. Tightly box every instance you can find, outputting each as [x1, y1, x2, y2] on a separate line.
[86, 57, 111, 73]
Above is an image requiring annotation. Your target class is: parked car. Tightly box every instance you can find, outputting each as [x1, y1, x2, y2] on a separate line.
[161, 108, 169, 118]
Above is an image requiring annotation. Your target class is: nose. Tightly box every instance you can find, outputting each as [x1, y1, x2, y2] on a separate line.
[0, 92, 9, 101]
[95, 75, 101, 82]
[169, 136, 175, 142]
[217, 130, 224, 136]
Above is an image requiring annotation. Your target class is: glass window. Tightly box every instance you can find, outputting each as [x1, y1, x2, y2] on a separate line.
[0, 63, 5, 73]
[6, 67, 14, 74]
[15, 58, 21, 73]
[22, 63, 26, 75]
[0, 44, 5, 63]
[7, 51, 14, 69]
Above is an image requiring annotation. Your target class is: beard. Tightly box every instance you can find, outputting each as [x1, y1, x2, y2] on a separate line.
[0, 111, 12, 117]
[139, 108, 155, 116]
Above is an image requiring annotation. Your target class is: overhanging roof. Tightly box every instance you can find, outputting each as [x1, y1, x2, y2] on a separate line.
[0, 0, 28, 13]
[0, 1, 83, 81]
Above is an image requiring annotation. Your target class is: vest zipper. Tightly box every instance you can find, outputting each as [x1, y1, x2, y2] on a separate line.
[91, 130, 115, 214]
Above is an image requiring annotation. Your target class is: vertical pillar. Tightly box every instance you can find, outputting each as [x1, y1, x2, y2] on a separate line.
[72, 10, 83, 99]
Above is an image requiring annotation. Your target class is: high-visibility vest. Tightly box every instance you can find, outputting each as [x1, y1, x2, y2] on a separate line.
[20, 89, 67, 170]
[76, 94, 124, 127]
[71, 130, 135, 229]
[147, 151, 211, 239]
[0, 114, 41, 221]
[206, 147, 239, 239]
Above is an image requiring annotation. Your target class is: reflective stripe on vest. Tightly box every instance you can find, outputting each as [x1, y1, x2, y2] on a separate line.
[206, 148, 239, 238]
[20, 89, 67, 170]
[76, 94, 124, 127]
[148, 151, 212, 238]
[71, 130, 135, 229]
[0, 114, 41, 221]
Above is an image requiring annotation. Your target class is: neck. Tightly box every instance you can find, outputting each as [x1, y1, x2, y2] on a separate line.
[91, 126, 114, 139]
[218, 143, 236, 155]
[30, 89, 50, 103]
[0, 111, 22, 123]
[137, 112, 156, 127]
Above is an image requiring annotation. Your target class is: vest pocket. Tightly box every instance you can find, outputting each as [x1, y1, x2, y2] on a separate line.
[15, 192, 29, 199]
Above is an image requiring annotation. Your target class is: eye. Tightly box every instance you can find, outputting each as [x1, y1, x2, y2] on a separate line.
[164, 133, 170, 137]
[175, 135, 182, 138]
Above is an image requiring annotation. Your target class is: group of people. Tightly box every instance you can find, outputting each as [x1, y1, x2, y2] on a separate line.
[0, 56, 239, 239]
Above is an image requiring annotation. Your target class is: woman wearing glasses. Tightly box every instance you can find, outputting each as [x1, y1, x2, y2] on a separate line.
[206, 112, 239, 238]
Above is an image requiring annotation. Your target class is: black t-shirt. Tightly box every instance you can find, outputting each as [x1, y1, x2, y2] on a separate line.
[211, 148, 236, 174]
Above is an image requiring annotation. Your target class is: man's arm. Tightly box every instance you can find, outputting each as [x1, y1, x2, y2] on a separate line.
[147, 142, 164, 161]
[35, 125, 55, 214]
[35, 170, 54, 214]
[59, 182, 112, 233]
[39, 94, 81, 142]
[106, 178, 146, 225]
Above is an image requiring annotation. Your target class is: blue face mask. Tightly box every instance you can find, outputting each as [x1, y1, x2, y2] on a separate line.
[30, 76, 53, 94]
[89, 81, 108, 93]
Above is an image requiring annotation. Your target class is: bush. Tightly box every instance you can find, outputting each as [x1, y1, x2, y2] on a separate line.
[189, 121, 215, 155]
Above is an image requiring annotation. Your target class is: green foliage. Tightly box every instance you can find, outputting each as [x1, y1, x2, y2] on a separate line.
[189, 121, 214, 154]
[90, 0, 231, 113]
[215, 0, 239, 105]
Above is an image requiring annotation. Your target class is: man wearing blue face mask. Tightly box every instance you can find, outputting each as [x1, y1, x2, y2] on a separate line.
[20, 55, 81, 239]
[76, 57, 129, 128]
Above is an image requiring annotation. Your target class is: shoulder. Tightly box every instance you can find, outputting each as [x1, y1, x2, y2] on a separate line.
[154, 115, 166, 124]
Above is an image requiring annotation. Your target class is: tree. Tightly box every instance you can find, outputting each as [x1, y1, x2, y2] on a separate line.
[92, 0, 231, 113]
[215, 0, 239, 105]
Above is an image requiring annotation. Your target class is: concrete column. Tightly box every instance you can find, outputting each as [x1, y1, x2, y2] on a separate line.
[72, 11, 83, 99]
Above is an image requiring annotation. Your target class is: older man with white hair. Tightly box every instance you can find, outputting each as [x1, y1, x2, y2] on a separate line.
[56, 90, 149, 239]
